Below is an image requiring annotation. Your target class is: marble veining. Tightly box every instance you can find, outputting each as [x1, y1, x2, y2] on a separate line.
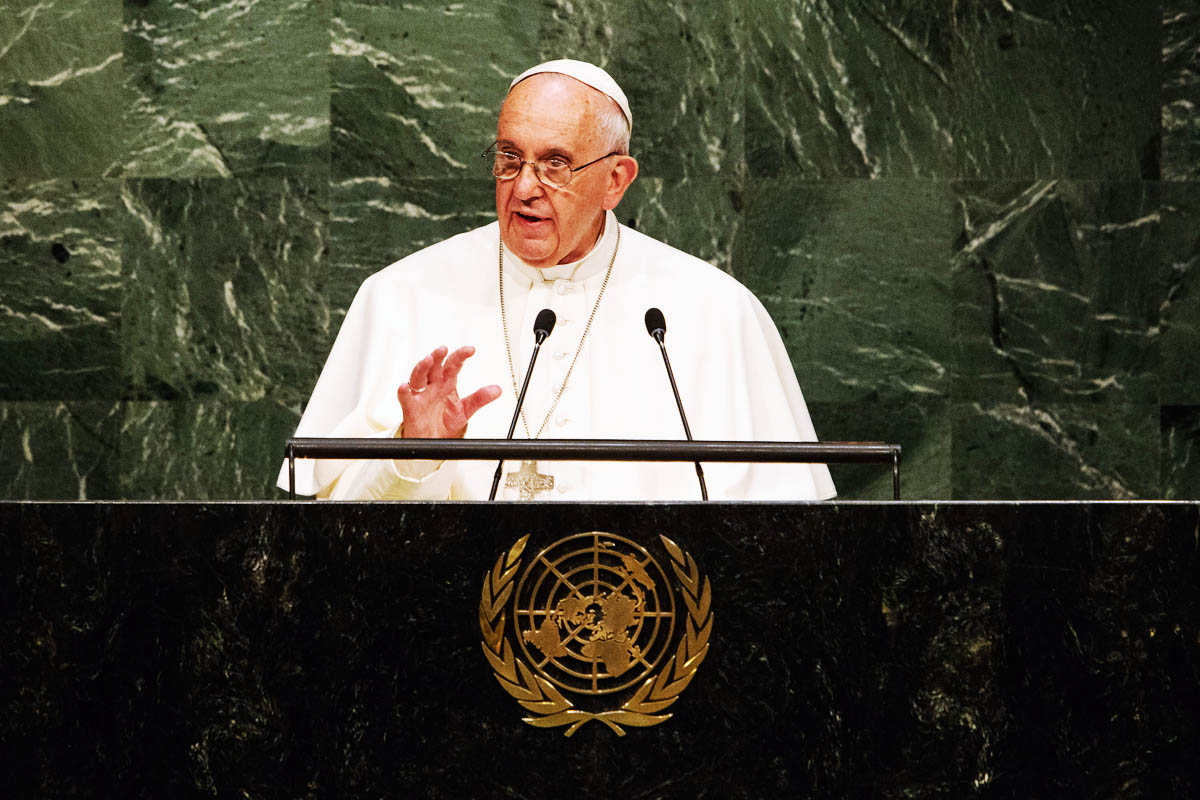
[738, 179, 952, 405]
[119, 400, 299, 499]
[0, 1, 1195, 499]
[1162, 406, 1200, 499]
[951, 402, 1159, 499]
[120, 177, 328, 404]
[0, 179, 122, 400]
[0, 0, 124, 179]
[1161, 182, 1200, 404]
[951, 0, 1161, 179]
[538, 0, 746, 180]
[331, 0, 539, 180]
[0, 402, 119, 498]
[952, 181, 1160, 405]
[1162, 0, 1200, 179]
[746, 0, 956, 178]
[121, 0, 330, 178]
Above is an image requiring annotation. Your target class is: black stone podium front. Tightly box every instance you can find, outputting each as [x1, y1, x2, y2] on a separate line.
[3, 502, 1197, 797]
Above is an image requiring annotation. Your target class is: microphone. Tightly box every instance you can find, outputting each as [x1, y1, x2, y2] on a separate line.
[489, 309, 556, 500]
[533, 307, 555, 344]
[644, 308, 708, 500]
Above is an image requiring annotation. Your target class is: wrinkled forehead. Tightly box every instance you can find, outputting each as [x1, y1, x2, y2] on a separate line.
[496, 74, 610, 148]
[501, 72, 615, 120]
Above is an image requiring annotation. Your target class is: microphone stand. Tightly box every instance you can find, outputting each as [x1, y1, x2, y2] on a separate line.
[646, 309, 708, 501]
[489, 312, 555, 500]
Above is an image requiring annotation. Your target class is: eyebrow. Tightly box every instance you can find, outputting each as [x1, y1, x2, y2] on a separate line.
[493, 139, 575, 160]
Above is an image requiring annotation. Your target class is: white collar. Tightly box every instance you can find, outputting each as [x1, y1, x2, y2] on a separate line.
[502, 210, 619, 287]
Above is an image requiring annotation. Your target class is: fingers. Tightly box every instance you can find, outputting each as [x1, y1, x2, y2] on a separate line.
[408, 352, 433, 392]
[426, 345, 448, 387]
[441, 346, 476, 385]
[460, 384, 502, 419]
[408, 345, 448, 392]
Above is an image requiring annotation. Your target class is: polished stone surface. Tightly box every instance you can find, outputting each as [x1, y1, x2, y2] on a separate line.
[329, 176, 494, 313]
[0, 2, 1196, 500]
[951, 402, 1160, 500]
[331, 0, 538, 181]
[2, 501, 1196, 797]
[1163, 0, 1200, 180]
[745, 0, 956, 178]
[538, 0, 746, 181]
[0, 179, 122, 400]
[1163, 406, 1200, 500]
[1161, 181, 1200, 404]
[951, 1, 1162, 180]
[952, 181, 1160, 406]
[120, 177, 328, 405]
[119, 401, 299, 500]
[0, 0, 123, 180]
[122, 0, 330, 178]
[0, 403, 119, 499]
[740, 179, 951, 404]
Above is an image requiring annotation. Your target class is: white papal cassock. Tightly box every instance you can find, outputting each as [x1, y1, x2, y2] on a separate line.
[276, 210, 836, 501]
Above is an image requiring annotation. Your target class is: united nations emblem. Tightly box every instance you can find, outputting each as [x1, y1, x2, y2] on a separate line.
[479, 531, 713, 736]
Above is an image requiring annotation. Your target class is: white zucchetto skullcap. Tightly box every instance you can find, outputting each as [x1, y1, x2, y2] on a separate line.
[509, 59, 632, 132]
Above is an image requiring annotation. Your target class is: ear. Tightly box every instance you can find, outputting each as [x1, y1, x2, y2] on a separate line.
[601, 155, 639, 211]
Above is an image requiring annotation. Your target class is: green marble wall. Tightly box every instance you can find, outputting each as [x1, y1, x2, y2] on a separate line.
[0, 0, 1196, 500]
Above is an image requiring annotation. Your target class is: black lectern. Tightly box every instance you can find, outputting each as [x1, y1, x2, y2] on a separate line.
[3, 499, 1196, 797]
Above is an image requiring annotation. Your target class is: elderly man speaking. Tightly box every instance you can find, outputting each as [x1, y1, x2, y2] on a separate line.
[277, 59, 835, 501]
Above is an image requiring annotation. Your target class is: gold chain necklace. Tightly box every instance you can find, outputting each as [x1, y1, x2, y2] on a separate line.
[499, 222, 620, 441]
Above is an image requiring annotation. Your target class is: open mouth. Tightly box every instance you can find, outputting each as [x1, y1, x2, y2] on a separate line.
[515, 212, 549, 224]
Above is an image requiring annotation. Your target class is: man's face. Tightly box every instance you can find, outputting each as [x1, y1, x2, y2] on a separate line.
[494, 75, 625, 268]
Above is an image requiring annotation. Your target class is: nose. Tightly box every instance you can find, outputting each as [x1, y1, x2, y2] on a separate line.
[513, 161, 544, 200]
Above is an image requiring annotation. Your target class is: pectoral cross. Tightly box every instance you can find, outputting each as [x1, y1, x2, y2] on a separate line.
[505, 460, 555, 500]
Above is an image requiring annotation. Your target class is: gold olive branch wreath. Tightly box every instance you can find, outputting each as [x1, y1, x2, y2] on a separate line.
[479, 534, 713, 737]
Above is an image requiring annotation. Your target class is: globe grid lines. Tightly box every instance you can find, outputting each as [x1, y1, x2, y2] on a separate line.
[514, 532, 676, 695]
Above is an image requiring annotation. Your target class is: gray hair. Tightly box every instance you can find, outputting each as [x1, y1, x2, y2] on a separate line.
[594, 96, 631, 155]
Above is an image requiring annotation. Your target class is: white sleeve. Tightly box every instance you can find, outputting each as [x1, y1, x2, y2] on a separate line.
[319, 456, 456, 500]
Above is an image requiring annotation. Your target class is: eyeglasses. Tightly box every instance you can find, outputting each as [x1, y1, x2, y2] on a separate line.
[482, 145, 620, 188]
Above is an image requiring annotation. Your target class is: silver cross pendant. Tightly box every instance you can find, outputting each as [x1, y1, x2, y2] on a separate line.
[504, 459, 555, 500]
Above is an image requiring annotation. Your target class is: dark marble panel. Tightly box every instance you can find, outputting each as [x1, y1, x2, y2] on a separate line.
[951, 402, 1160, 499]
[331, 0, 540, 181]
[952, 181, 1160, 405]
[121, 0, 330, 178]
[538, 0, 745, 180]
[120, 178, 328, 405]
[952, 1, 1162, 180]
[1162, 1, 1200, 179]
[0, 0, 123, 180]
[0, 179, 121, 400]
[1161, 181, 1200, 404]
[1163, 405, 1200, 499]
[119, 400, 299, 500]
[745, 0, 956, 178]
[0, 403, 118, 499]
[809, 398, 950, 501]
[988, 502, 1199, 795]
[616, 176, 743, 273]
[1, 502, 1197, 796]
[735, 179, 951, 405]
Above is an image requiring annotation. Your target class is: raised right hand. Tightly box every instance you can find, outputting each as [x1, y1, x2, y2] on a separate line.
[396, 346, 502, 438]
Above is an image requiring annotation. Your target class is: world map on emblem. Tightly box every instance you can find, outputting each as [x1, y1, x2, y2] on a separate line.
[513, 532, 676, 695]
